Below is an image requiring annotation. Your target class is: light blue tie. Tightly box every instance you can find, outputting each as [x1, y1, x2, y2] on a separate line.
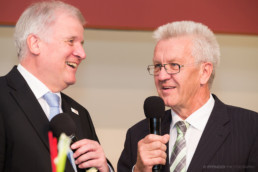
[44, 92, 77, 171]
[43, 92, 60, 120]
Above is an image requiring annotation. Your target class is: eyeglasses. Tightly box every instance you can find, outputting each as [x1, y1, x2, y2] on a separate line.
[147, 63, 187, 76]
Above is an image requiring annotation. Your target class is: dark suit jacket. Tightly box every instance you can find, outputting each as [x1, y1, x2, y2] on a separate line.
[0, 66, 113, 172]
[117, 94, 258, 172]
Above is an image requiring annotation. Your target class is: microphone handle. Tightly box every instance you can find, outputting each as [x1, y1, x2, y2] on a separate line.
[152, 165, 161, 172]
[149, 118, 161, 172]
[149, 118, 161, 135]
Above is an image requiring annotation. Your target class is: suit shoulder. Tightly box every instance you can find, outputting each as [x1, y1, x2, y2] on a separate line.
[226, 104, 258, 118]
[61, 93, 82, 105]
[124, 118, 149, 145]
[224, 105, 258, 133]
[0, 75, 7, 87]
[61, 92, 89, 113]
[213, 94, 258, 120]
[128, 118, 148, 132]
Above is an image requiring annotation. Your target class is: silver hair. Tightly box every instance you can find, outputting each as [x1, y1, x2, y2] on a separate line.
[153, 21, 220, 88]
[14, 0, 86, 60]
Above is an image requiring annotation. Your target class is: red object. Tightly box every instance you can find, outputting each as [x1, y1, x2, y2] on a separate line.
[48, 131, 57, 172]
[0, 0, 257, 35]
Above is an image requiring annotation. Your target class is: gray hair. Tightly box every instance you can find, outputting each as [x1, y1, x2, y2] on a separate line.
[14, 0, 86, 60]
[153, 21, 220, 88]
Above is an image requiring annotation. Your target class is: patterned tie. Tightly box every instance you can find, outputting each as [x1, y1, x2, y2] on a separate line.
[170, 121, 189, 172]
[43, 92, 60, 120]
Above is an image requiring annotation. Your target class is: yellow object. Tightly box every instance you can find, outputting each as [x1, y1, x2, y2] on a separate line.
[56, 133, 72, 172]
[86, 167, 98, 172]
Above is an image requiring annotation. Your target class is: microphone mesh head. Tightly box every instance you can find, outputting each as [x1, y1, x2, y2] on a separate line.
[49, 113, 76, 138]
[144, 96, 165, 118]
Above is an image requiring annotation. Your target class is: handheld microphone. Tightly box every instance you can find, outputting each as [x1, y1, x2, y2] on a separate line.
[144, 96, 165, 172]
[50, 113, 98, 171]
[49, 113, 78, 143]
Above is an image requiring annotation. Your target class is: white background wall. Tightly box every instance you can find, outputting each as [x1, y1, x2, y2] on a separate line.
[0, 26, 258, 170]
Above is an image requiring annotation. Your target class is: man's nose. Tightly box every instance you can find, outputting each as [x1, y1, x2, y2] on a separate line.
[157, 66, 170, 80]
[73, 43, 86, 59]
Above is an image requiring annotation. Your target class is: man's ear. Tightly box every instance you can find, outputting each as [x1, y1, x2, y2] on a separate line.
[26, 34, 40, 55]
[200, 62, 213, 85]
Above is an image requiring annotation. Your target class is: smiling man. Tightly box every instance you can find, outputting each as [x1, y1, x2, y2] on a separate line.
[118, 21, 258, 172]
[0, 1, 113, 172]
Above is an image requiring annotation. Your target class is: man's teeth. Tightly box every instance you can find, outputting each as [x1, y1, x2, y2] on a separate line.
[66, 62, 77, 68]
[163, 86, 175, 89]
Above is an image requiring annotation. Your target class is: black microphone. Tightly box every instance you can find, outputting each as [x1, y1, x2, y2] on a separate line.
[144, 96, 165, 172]
[50, 113, 97, 171]
[49, 113, 78, 143]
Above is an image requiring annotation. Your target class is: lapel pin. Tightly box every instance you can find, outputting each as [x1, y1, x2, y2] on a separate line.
[71, 107, 79, 115]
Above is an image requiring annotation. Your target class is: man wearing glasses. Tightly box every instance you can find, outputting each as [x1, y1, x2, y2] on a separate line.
[118, 21, 258, 172]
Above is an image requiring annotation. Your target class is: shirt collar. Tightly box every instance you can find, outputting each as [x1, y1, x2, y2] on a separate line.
[17, 64, 61, 99]
[171, 94, 215, 131]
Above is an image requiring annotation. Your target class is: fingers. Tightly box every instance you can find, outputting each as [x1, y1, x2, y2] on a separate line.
[143, 134, 169, 144]
[139, 134, 169, 152]
[71, 139, 99, 158]
[134, 134, 169, 172]
[71, 139, 109, 172]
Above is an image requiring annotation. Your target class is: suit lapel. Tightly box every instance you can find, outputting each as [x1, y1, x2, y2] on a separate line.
[61, 94, 87, 172]
[61, 95, 85, 140]
[6, 67, 50, 150]
[187, 95, 231, 171]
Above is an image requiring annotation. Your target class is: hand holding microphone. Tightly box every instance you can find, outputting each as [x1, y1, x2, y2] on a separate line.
[50, 113, 109, 172]
[71, 139, 108, 171]
[134, 96, 169, 172]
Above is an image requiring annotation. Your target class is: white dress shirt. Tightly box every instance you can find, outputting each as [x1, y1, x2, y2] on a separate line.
[17, 64, 62, 120]
[169, 95, 215, 170]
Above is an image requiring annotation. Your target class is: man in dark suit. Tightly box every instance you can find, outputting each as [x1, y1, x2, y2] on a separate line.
[0, 1, 113, 172]
[118, 21, 258, 172]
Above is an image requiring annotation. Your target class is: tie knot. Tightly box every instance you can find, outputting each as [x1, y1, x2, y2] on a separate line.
[176, 121, 189, 135]
[43, 92, 60, 107]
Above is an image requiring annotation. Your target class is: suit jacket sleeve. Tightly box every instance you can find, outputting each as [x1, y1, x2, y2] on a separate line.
[118, 119, 151, 172]
[0, 111, 5, 171]
[118, 111, 171, 172]
[117, 128, 135, 172]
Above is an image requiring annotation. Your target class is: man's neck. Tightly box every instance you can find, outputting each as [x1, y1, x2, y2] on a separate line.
[172, 91, 211, 120]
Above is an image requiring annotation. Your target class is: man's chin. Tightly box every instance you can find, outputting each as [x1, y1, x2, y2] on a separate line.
[67, 81, 76, 86]
[64, 79, 76, 87]
[162, 97, 177, 107]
